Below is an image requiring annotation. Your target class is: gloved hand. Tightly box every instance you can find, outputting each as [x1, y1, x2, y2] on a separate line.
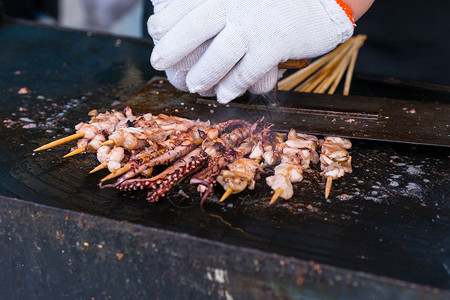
[149, 0, 354, 103]
[149, 0, 215, 96]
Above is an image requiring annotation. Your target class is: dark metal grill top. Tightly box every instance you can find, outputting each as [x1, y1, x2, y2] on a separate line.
[0, 19, 449, 292]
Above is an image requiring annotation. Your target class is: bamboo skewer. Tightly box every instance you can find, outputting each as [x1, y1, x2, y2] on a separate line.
[100, 140, 115, 146]
[220, 188, 233, 202]
[100, 165, 131, 182]
[34, 132, 85, 152]
[295, 39, 358, 93]
[269, 188, 283, 206]
[278, 34, 367, 95]
[327, 52, 353, 95]
[325, 176, 333, 199]
[64, 147, 86, 158]
[343, 46, 360, 96]
[294, 42, 354, 93]
[278, 41, 350, 91]
[314, 51, 352, 94]
[278, 55, 331, 91]
[89, 162, 107, 174]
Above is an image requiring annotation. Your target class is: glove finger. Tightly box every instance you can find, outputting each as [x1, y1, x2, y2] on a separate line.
[151, 0, 170, 13]
[216, 54, 279, 103]
[186, 24, 247, 93]
[198, 88, 216, 98]
[166, 68, 189, 92]
[165, 40, 212, 92]
[166, 71, 215, 97]
[148, 0, 205, 40]
[151, 0, 225, 70]
[248, 68, 284, 95]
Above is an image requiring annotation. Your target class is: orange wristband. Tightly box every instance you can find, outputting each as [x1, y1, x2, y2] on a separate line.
[334, 0, 355, 25]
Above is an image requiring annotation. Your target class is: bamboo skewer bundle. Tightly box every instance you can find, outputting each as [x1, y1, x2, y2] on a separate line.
[278, 34, 367, 96]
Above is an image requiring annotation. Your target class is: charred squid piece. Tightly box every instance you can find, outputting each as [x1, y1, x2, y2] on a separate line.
[190, 119, 262, 208]
[112, 147, 207, 193]
[146, 148, 209, 203]
[213, 119, 252, 133]
[249, 123, 279, 166]
[112, 138, 202, 186]
[218, 124, 275, 203]
[192, 148, 243, 208]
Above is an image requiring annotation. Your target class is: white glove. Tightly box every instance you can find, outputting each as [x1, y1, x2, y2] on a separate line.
[149, 0, 354, 103]
[149, 0, 215, 96]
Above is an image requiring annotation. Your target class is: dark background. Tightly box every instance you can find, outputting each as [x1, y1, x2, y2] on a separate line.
[354, 1, 450, 86]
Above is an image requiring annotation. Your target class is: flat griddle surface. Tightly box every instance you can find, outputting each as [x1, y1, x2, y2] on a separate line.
[1, 20, 449, 289]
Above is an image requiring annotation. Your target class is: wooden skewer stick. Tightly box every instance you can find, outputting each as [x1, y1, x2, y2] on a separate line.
[63, 147, 86, 158]
[33, 132, 85, 152]
[295, 66, 331, 93]
[325, 176, 333, 199]
[220, 188, 233, 202]
[278, 38, 354, 91]
[278, 59, 311, 69]
[343, 47, 360, 96]
[327, 51, 353, 95]
[100, 165, 131, 182]
[278, 55, 332, 91]
[269, 188, 283, 206]
[100, 140, 115, 146]
[327, 35, 364, 94]
[89, 162, 107, 174]
[296, 38, 357, 93]
[313, 50, 352, 94]
[343, 35, 366, 96]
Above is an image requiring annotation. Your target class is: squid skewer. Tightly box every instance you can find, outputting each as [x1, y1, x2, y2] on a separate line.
[34, 108, 129, 152]
[34, 132, 85, 152]
[191, 127, 253, 208]
[105, 118, 225, 185]
[99, 146, 165, 182]
[319, 136, 352, 199]
[63, 130, 108, 158]
[217, 157, 264, 202]
[33, 110, 102, 152]
[267, 163, 304, 205]
[266, 129, 320, 205]
[96, 113, 211, 180]
[190, 118, 262, 208]
[111, 120, 249, 187]
[35, 104, 356, 208]
[217, 124, 274, 202]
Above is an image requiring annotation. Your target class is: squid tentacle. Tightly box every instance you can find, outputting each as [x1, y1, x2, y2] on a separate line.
[114, 141, 197, 186]
[146, 151, 208, 203]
